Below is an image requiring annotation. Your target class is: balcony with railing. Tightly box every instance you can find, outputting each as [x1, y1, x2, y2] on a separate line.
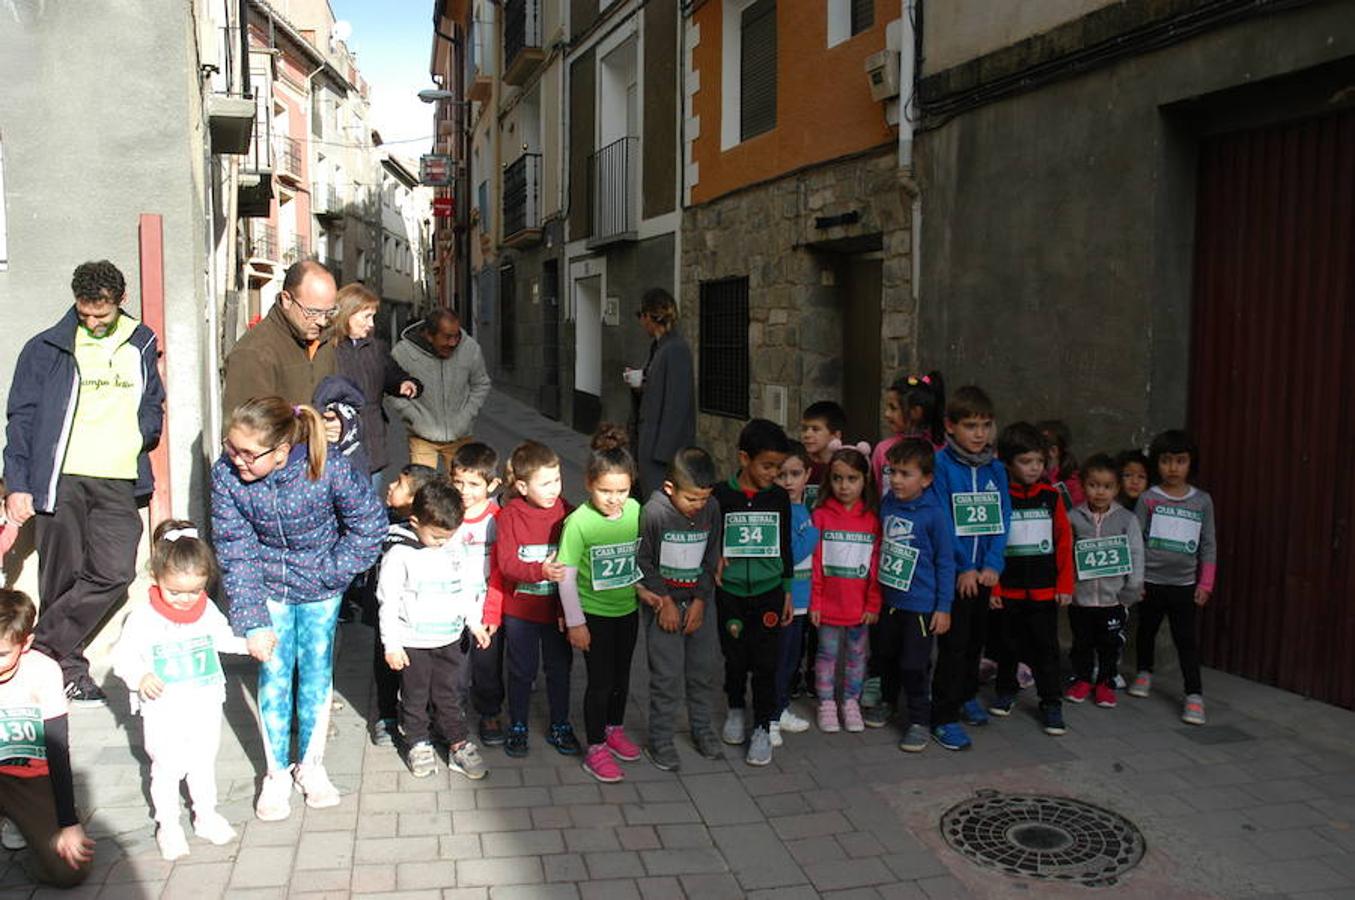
[503, 0, 544, 86]
[312, 182, 340, 218]
[283, 237, 311, 264]
[502, 153, 542, 248]
[277, 136, 304, 183]
[250, 224, 278, 261]
[587, 137, 638, 248]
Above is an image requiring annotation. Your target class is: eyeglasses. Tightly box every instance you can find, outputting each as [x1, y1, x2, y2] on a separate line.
[284, 293, 338, 321]
[222, 439, 279, 466]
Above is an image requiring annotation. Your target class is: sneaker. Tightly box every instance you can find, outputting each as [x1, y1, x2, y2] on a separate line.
[1128, 671, 1152, 698]
[504, 722, 529, 759]
[448, 741, 489, 780]
[255, 769, 293, 821]
[604, 725, 642, 762]
[1113, 673, 1128, 690]
[371, 717, 398, 747]
[547, 722, 582, 756]
[861, 676, 882, 709]
[64, 676, 107, 708]
[931, 722, 972, 751]
[193, 811, 237, 846]
[294, 764, 342, 808]
[645, 743, 680, 772]
[898, 724, 929, 753]
[722, 708, 746, 745]
[1181, 694, 1206, 726]
[407, 741, 439, 778]
[583, 743, 624, 783]
[479, 716, 505, 747]
[863, 703, 892, 729]
[746, 726, 773, 767]
[0, 817, 26, 851]
[817, 700, 841, 733]
[962, 698, 990, 726]
[156, 822, 190, 861]
[1016, 663, 1036, 690]
[778, 707, 811, 733]
[769, 721, 783, 747]
[988, 694, 1016, 717]
[1064, 680, 1093, 703]
[841, 699, 865, 733]
[692, 731, 725, 761]
[1094, 684, 1118, 708]
[1041, 704, 1068, 736]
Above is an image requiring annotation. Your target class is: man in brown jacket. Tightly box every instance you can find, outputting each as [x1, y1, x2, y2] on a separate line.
[222, 260, 339, 416]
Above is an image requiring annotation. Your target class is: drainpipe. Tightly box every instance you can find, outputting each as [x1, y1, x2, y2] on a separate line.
[899, 0, 915, 170]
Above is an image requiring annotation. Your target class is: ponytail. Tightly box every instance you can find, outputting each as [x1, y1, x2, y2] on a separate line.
[295, 404, 328, 481]
[227, 396, 330, 482]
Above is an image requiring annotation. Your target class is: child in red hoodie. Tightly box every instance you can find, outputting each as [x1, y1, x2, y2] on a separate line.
[809, 446, 882, 734]
[488, 442, 581, 759]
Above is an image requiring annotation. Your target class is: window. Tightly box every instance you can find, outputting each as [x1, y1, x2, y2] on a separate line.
[478, 180, 491, 232]
[740, 0, 777, 142]
[699, 277, 750, 418]
[850, 0, 873, 35]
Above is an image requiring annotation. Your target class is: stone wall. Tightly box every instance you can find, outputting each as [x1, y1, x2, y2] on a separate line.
[681, 147, 915, 472]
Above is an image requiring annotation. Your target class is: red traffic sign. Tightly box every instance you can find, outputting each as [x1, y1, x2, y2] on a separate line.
[432, 196, 455, 218]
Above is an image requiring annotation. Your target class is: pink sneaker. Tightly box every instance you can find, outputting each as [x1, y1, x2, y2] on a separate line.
[583, 743, 624, 782]
[841, 699, 865, 733]
[604, 725, 641, 761]
[1064, 680, 1093, 703]
[1094, 684, 1117, 708]
[817, 701, 841, 733]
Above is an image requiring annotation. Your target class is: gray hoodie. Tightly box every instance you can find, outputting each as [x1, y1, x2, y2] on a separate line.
[1069, 503, 1144, 608]
[388, 324, 492, 444]
[638, 489, 722, 602]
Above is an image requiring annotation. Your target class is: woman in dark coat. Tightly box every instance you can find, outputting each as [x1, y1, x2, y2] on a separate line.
[332, 284, 420, 489]
[635, 288, 696, 495]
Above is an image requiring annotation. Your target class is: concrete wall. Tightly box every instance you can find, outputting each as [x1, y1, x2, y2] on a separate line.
[641, 0, 678, 220]
[923, 0, 1114, 72]
[915, 0, 1355, 455]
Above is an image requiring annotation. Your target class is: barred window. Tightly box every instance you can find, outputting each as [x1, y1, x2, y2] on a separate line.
[850, 0, 873, 35]
[699, 277, 749, 419]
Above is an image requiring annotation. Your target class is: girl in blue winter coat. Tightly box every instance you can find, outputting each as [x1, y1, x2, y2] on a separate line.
[212, 397, 385, 822]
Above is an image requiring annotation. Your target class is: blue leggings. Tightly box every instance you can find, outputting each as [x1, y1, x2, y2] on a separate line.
[259, 597, 341, 771]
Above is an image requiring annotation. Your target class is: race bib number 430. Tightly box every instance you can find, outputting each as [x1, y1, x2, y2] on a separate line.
[589, 540, 642, 590]
[0, 706, 44, 761]
[723, 512, 780, 558]
[1075, 535, 1133, 580]
[952, 492, 1004, 537]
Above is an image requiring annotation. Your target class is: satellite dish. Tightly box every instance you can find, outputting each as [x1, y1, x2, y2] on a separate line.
[332, 20, 353, 41]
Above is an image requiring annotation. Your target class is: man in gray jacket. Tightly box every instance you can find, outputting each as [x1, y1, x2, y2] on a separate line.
[389, 309, 492, 471]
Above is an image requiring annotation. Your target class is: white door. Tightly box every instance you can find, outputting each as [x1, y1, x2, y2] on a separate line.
[574, 275, 602, 396]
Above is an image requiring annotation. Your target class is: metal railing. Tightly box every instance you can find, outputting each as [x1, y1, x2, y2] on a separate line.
[587, 137, 638, 243]
[278, 136, 303, 177]
[502, 153, 542, 240]
[251, 224, 277, 260]
[283, 238, 311, 264]
[312, 182, 339, 214]
[504, 0, 541, 77]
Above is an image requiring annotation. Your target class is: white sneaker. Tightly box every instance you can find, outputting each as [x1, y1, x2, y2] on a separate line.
[778, 707, 811, 733]
[294, 764, 341, 809]
[769, 721, 783, 747]
[0, 817, 26, 851]
[156, 823, 190, 861]
[721, 708, 746, 745]
[193, 811, 237, 845]
[255, 769, 293, 821]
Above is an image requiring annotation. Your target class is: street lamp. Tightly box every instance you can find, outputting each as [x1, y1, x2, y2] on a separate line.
[417, 88, 456, 103]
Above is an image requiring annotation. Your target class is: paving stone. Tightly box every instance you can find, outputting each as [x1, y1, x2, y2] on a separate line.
[636, 875, 684, 899]
[439, 833, 483, 860]
[656, 824, 712, 848]
[747, 886, 822, 900]
[286, 867, 351, 892]
[804, 858, 898, 892]
[544, 852, 589, 882]
[586, 850, 647, 879]
[490, 886, 579, 900]
[355, 812, 398, 839]
[551, 785, 603, 806]
[532, 806, 575, 829]
[482, 829, 565, 857]
[621, 803, 701, 825]
[680, 773, 763, 826]
[837, 831, 888, 859]
[564, 827, 622, 852]
[361, 791, 438, 813]
[756, 792, 812, 817]
[162, 860, 231, 898]
[617, 825, 661, 850]
[349, 863, 395, 893]
[573, 880, 641, 899]
[476, 786, 552, 809]
[710, 822, 807, 890]
[353, 835, 439, 864]
[519, 766, 562, 787]
[294, 830, 354, 870]
[442, 890, 489, 900]
[916, 874, 976, 899]
[1243, 802, 1330, 830]
[599, 784, 641, 805]
[229, 846, 295, 887]
[452, 809, 534, 833]
[787, 835, 848, 865]
[771, 810, 854, 840]
[881, 849, 951, 881]
[640, 848, 727, 876]
[636, 782, 689, 804]
[395, 860, 457, 890]
[568, 805, 626, 828]
[457, 855, 545, 887]
[438, 790, 478, 811]
[677, 872, 745, 898]
[1252, 858, 1351, 893]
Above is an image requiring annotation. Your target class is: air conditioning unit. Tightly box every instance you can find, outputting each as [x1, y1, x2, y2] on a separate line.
[865, 49, 900, 101]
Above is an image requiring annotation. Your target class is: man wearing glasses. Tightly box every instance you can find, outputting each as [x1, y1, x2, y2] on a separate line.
[222, 260, 340, 419]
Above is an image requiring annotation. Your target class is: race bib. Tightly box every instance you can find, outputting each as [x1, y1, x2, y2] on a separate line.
[1075, 535, 1133, 580]
[0, 706, 44, 761]
[660, 530, 709, 582]
[821, 530, 874, 578]
[589, 540, 642, 590]
[408, 576, 466, 636]
[1005, 508, 1053, 557]
[516, 544, 557, 596]
[793, 555, 812, 581]
[152, 635, 224, 688]
[878, 539, 920, 592]
[723, 511, 781, 558]
[952, 492, 1004, 537]
[1148, 506, 1203, 554]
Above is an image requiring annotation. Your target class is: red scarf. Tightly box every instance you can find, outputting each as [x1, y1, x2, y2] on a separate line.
[149, 585, 208, 624]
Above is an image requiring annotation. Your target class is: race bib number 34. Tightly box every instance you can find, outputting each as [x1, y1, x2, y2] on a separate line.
[1148, 506, 1203, 554]
[0, 706, 44, 761]
[878, 540, 919, 592]
[952, 492, 1004, 537]
[152, 635, 223, 688]
[590, 540, 642, 590]
[723, 512, 780, 558]
[1075, 535, 1133, 580]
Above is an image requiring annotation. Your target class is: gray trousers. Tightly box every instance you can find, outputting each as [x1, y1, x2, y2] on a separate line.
[643, 592, 720, 748]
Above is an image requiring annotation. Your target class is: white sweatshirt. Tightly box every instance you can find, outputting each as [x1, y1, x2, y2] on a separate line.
[377, 523, 482, 653]
[112, 597, 248, 712]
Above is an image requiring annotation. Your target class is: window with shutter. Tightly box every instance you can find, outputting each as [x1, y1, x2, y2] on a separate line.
[699, 277, 750, 419]
[739, 0, 776, 142]
[850, 0, 873, 35]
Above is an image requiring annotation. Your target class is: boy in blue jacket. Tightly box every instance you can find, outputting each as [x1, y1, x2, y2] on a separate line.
[928, 386, 1011, 750]
[875, 439, 956, 752]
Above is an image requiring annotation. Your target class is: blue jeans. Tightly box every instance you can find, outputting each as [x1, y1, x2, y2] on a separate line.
[259, 596, 341, 771]
[504, 615, 573, 727]
[774, 614, 806, 715]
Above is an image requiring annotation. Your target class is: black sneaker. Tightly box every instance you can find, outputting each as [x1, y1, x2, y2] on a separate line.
[691, 730, 726, 761]
[504, 723, 529, 758]
[65, 676, 106, 708]
[546, 722, 581, 756]
[479, 715, 505, 747]
[1041, 703, 1068, 736]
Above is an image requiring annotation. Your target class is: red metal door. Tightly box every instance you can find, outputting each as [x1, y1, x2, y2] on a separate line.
[1190, 110, 1355, 709]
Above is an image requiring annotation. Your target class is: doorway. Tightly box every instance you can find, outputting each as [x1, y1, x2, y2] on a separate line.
[540, 258, 561, 419]
[840, 253, 884, 442]
[573, 274, 603, 434]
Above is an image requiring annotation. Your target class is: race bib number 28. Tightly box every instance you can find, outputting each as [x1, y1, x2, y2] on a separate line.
[952, 492, 1004, 537]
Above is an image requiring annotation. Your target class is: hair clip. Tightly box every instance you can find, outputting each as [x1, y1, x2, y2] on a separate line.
[163, 527, 199, 542]
[907, 376, 919, 386]
[292, 405, 302, 416]
[920, 375, 931, 385]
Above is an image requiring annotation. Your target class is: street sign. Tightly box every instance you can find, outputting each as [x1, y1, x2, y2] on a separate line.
[432, 196, 455, 217]
[420, 154, 454, 186]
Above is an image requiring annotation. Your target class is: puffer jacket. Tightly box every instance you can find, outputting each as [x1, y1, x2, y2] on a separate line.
[212, 444, 386, 636]
[388, 323, 492, 443]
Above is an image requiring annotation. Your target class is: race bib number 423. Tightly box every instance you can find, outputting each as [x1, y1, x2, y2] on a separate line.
[952, 492, 1004, 537]
[723, 512, 780, 558]
[1075, 535, 1133, 580]
[589, 540, 642, 590]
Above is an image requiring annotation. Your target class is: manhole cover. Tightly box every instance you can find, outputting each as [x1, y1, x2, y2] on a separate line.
[941, 791, 1145, 887]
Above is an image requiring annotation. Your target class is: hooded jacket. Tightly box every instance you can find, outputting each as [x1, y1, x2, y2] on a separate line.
[388, 322, 492, 444]
[222, 302, 336, 418]
[489, 495, 571, 625]
[1136, 485, 1217, 590]
[712, 475, 794, 597]
[809, 497, 882, 626]
[637, 488, 720, 601]
[313, 375, 371, 477]
[4, 307, 164, 512]
[211, 445, 386, 635]
[932, 444, 1012, 576]
[1068, 502, 1144, 608]
[334, 334, 420, 473]
[377, 522, 479, 652]
[996, 481, 1074, 601]
[878, 487, 957, 615]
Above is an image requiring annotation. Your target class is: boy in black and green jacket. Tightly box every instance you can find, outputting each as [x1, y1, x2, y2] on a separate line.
[712, 419, 793, 766]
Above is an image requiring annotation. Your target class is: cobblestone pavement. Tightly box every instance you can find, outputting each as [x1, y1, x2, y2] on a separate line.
[4, 392, 1354, 899]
